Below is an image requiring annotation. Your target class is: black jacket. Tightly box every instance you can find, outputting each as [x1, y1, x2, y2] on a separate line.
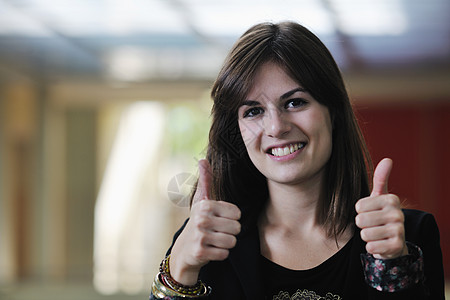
[166, 209, 444, 299]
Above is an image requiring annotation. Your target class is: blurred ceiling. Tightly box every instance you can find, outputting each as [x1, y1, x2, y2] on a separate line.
[0, 0, 449, 83]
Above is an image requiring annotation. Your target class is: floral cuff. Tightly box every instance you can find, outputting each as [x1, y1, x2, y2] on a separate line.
[360, 242, 424, 292]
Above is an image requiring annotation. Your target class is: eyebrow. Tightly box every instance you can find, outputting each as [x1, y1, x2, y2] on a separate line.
[240, 87, 307, 107]
[240, 100, 260, 107]
[280, 87, 307, 100]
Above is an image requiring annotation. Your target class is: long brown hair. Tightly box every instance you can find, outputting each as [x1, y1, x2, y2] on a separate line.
[197, 21, 372, 237]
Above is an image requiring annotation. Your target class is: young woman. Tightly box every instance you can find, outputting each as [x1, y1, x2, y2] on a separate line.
[150, 22, 444, 299]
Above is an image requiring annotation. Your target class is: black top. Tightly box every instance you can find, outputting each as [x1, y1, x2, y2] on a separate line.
[160, 209, 444, 300]
[261, 236, 353, 299]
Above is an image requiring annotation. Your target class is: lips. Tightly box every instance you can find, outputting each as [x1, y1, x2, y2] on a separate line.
[267, 142, 306, 157]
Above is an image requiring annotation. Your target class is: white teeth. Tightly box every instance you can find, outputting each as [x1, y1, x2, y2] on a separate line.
[270, 143, 305, 157]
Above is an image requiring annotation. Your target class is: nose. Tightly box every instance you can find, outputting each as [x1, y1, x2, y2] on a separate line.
[264, 109, 291, 138]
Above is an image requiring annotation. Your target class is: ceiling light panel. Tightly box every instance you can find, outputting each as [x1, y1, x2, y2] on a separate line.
[329, 0, 408, 35]
[183, 0, 334, 37]
[1, 0, 190, 36]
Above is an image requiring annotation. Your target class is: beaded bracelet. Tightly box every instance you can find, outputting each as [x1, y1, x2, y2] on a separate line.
[160, 255, 205, 295]
[151, 255, 211, 299]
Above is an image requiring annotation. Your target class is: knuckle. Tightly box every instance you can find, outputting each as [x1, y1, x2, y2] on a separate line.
[220, 234, 236, 249]
[386, 194, 400, 207]
[195, 215, 211, 229]
[355, 214, 365, 228]
[235, 207, 242, 220]
[198, 200, 213, 213]
[235, 221, 242, 234]
[398, 210, 405, 222]
[193, 246, 207, 261]
[387, 239, 404, 255]
[355, 215, 360, 226]
[229, 220, 241, 235]
[388, 223, 404, 236]
[229, 235, 237, 248]
[386, 210, 403, 223]
[366, 242, 376, 254]
[217, 249, 229, 261]
[354, 201, 361, 213]
[360, 229, 368, 241]
[197, 232, 208, 245]
[223, 203, 241, 220]
[393, 210, 404, 222]
[355, 198, 368, 213]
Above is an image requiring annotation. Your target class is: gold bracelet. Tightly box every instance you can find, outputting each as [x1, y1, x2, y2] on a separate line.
[152, 273, 182, 298]
[151, 255, 210, 298]
[160, 255, 205, 295]
[152, 273, 209, 298]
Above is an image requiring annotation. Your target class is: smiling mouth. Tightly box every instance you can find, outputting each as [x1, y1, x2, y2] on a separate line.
[269, 142, 306, 157]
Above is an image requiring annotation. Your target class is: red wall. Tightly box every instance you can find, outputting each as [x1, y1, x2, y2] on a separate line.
[355, 101, 450, 278]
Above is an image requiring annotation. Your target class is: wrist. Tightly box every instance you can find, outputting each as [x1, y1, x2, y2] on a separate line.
[373, 242, 409, 260]
[169, 254, 202, 286]
[400, 243, 409, 256]
[151, 255, 211, 299]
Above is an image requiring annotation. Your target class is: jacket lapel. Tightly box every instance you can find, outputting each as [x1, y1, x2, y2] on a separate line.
[342, 227, 368, 298]
[228, 222, 265, 299]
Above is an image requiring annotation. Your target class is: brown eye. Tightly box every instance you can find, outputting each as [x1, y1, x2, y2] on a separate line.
[285, 98, 307, 109]
[243, 107, 264, 118]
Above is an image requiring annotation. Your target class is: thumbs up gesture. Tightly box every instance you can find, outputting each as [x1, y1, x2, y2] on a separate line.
[355, 158, 408, 259]
[169, 159, 242, 285]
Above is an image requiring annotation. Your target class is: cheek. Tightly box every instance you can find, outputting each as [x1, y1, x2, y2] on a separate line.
[315, 112, 333, 155]
[239, 121, 262, 148]
[306, 109, 333, 149]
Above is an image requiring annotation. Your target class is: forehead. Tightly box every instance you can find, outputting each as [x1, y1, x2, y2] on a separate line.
[246, 62, 300, 101]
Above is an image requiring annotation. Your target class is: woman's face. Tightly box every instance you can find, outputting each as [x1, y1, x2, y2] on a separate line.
[237, 62, 333, 187]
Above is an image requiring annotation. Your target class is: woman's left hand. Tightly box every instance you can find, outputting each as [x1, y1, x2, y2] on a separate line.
[355, 158, 408, 259]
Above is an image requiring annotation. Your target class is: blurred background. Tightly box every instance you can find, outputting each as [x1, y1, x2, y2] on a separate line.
[0, 0, 449, 299]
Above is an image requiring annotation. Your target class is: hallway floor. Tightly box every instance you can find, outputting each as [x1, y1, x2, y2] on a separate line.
[0, 283, 147, 300]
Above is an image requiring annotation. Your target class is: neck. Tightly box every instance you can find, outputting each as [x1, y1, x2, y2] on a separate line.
[263, 176, 326, 233]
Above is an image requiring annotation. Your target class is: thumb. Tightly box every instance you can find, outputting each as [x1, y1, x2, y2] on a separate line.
[193, 159, 213, 204]
[371, 158, 393, 197]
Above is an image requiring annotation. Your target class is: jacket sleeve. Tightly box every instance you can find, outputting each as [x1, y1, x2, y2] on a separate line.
[165, 218, 189, 256]
[365, 210, 445, 299]
[412, 211, 445, 298]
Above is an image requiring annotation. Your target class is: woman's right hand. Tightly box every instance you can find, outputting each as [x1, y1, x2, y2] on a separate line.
[169, 159, 242, 286]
